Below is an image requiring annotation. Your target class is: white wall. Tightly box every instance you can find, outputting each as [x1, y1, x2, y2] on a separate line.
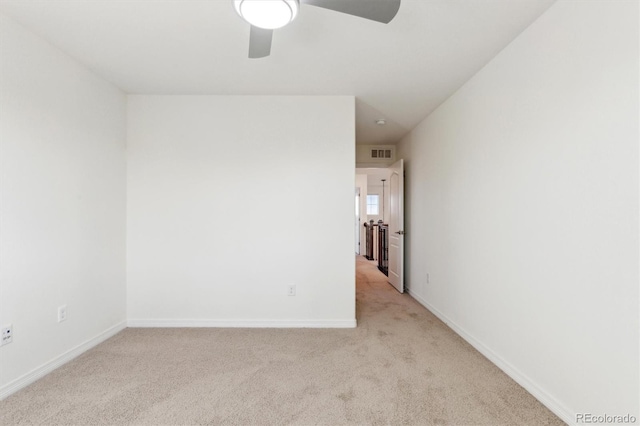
[127, 96, 355, 327]
[0, 14, 127, 395]
[397, 1, 638, 423]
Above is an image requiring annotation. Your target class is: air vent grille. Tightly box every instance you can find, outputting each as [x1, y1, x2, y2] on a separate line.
[371, 149, 392, 159]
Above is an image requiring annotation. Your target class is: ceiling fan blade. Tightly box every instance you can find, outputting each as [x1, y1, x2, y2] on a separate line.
[301, 0, 400, 24]
[248, 26, 273, 58]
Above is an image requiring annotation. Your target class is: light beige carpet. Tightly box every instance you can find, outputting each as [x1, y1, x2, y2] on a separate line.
[0, 257, 564, 425]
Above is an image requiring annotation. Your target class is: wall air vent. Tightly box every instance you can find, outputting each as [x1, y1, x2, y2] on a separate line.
[371, 149, 392, 159]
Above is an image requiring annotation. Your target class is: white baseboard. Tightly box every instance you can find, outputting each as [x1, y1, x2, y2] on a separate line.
[406, 289, 575, 426]
[0, 321, 126, 401]
[128, 319, 357, 328]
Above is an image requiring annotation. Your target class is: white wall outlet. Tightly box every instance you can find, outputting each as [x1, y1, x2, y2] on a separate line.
[287, 285, 296, 296]
[426, 273, 430, 284]
[57, 305, 67, 322]
[1, 324, 13, 346]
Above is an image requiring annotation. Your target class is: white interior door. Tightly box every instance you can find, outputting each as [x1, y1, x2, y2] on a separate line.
[355, 188, 361, 254]
[388, 159, 404, 293]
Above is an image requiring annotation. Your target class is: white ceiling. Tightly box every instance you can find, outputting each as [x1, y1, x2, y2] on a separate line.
[0, 0, 556, 145]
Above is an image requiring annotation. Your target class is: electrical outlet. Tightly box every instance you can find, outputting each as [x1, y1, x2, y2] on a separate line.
[287, 285, 296, 296]
[58, 305, 67, 322]
[1, 324, 13, 346]
[426, 273, 430, 284]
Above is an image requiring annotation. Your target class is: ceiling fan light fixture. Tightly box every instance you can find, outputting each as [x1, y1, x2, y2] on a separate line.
[234, 0, 299, 30]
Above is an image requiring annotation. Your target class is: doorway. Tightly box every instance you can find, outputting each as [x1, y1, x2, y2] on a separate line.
[355, 161, 404, 293]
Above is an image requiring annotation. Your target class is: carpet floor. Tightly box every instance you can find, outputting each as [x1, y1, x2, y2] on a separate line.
[0, 256, 564, 425]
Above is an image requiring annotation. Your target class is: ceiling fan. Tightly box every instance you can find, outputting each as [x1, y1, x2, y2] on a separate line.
[233, 0, 401, 58]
